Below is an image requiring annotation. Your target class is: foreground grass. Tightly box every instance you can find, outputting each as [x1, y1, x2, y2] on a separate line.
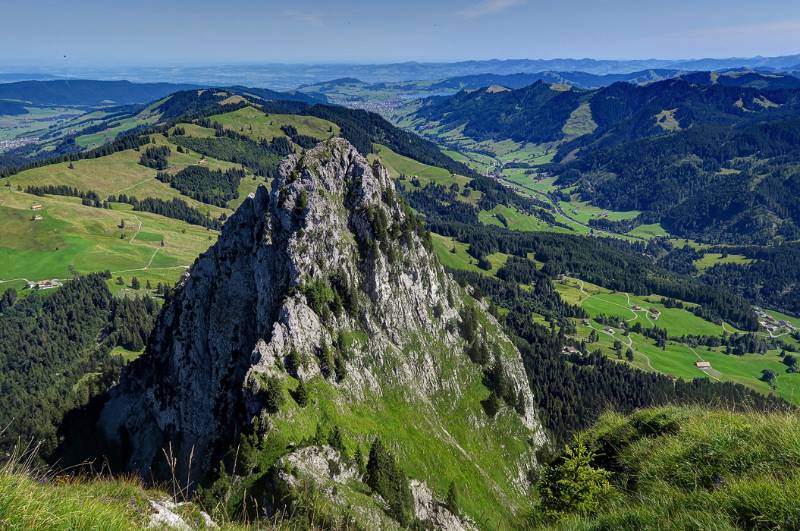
[544, 406, 800, 530]
[0, 465, 153, 530]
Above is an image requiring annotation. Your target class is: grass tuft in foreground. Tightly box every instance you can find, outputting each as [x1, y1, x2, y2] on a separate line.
[536, 406, 800, 530]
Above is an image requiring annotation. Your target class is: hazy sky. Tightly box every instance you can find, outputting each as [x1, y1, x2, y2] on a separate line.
[2, 0, 800, 66]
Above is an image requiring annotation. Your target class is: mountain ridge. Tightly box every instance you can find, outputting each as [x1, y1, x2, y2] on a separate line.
[90, 137, 543, 526]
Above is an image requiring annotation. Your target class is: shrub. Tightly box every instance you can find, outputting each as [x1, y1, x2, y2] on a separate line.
[291, 380, 308, 407]
[537, 438, 613, 520]
[262, 376, 285, 414]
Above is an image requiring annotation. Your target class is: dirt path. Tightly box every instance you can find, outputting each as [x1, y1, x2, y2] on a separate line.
[111, 263, 189, 275]
[0, 277, 30, 284]
[128, 215, 143, 244]
[114, 177, 155, 196]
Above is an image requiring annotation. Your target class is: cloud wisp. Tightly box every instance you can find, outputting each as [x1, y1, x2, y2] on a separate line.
[284, 9, 324, 27]
[458, 0, 527, 18]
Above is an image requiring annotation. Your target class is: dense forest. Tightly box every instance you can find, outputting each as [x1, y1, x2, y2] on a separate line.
[555, 119, 800, 244]
[171, 132, 284, 178]
[0, 275, 159, 455]
[700, 242, 800, 315]
[157, 166, 245, 207]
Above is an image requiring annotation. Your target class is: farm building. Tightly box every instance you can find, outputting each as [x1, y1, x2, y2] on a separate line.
[31, 203, 43, 210]
[648, 308, 662, 319]
[27, 279, 63, 290]
[695, 361, 712, 369]
[31, 215, 43, 221]
[562, 346, 581, 355]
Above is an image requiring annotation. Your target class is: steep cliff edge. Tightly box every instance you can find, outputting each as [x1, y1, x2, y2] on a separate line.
[98, 138, 544, 527]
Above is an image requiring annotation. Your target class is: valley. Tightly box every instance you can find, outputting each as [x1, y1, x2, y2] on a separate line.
[1, 62, 800, 530]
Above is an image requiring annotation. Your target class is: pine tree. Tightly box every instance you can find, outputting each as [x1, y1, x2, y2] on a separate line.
[291, 379, 308, 407]
[446, 481, 459, 516]
[262, 376, 285, 413]
[328, 426, 347, 458]
[130, 277, 140, 290]
[354, 445, 367, 476]
[367, 438, 414, 525]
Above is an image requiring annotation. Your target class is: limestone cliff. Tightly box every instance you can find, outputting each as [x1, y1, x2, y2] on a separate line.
[98, 138, 544, 527]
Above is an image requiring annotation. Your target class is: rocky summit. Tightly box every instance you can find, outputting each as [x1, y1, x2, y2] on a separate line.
[97, 138, 544, 527]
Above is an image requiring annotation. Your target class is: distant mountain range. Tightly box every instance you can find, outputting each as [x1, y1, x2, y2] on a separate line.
[0, 79, 326, 112]
[0, 80, 202, 107]
[4, 53, 800, 89]
[399, 70, 800, 147]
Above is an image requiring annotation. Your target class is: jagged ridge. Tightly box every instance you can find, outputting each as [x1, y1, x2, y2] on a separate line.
[98, 138, 544, 526]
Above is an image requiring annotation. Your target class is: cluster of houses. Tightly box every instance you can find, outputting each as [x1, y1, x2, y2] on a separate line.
[630, 304, 661, 320]
[755, 307, 796, 334]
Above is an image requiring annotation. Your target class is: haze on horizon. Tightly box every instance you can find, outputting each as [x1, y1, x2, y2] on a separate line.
[2, 0, 800, 67]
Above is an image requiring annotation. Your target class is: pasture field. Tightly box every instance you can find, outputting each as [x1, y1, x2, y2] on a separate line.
[479, 204, 572, 233]
[555, 277, 737, 337]
[693, 252, 755, 271]
[7, 134, 250, 218]
[501, 170, 558, 193]
[442, 149, 496, 174]
[431, 233, 509, 275]
[0, 106, 84, 142]
[370, 144, 472, 189]
[627, 223, 669, 238]
[556, 275, 800, 404]
[209, 106, 339, 144]
[557, 197, 640, 225]
[0, 187, 215, 288]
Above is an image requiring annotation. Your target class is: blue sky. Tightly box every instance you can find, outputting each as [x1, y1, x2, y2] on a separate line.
[2, 0, 800, 66]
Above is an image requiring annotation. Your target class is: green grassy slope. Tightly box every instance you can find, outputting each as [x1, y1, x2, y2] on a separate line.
[0, 124, 274, 290]
[554, 276, 800, 405]
[209, 106, 340, 144]
[545, 406, 800, 530]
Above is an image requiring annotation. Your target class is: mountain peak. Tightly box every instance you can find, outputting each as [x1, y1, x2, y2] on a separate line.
[96, 138, 543, 523]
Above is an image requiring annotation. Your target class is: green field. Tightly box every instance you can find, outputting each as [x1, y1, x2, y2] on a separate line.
[370, 144, 472, 189]
[431, 233, 509, 275]
[209, 106, 339, 145]
[0, 106, 85, 142]
[0, 124, 278, 292]
[0, 186, 216, 289]
[9, 133, 249, 218]
[554, 276, 800, 404]
[627, 223, 669, 238]
[693, 252, 755, 271]
[479, 204, 572, 233]
[557, 197, 639, 225]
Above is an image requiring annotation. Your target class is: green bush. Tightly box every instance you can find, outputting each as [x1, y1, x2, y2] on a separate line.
[537, 439, 613, 521]
[262, 376, 285, 414]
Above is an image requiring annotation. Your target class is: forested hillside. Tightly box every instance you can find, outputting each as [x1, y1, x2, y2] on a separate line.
[0, 275, 158, 455]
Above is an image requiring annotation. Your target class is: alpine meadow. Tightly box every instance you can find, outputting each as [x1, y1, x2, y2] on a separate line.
[2, 1, 800, 529]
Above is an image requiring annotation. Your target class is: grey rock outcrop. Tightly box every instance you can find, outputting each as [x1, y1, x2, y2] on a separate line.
[98, 137, 544, 496]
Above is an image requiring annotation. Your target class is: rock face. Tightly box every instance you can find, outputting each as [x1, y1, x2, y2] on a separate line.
[98, 138, 544, 521]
